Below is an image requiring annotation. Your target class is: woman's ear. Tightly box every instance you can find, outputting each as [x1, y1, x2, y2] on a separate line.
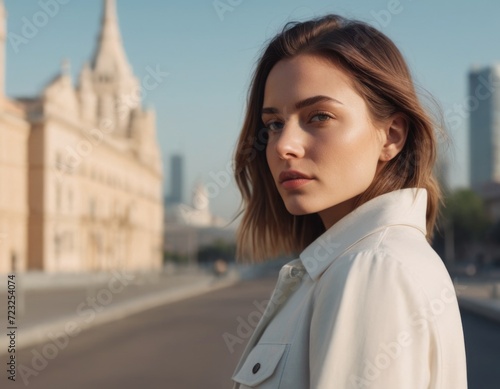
[379, 114, 408, 161]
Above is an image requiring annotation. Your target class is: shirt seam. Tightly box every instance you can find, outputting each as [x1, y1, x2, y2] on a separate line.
[375, 248, 444, 387]
[276, 344, 291, 389]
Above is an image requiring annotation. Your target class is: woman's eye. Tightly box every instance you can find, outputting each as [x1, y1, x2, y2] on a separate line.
[310, 113, 332, 123]
[266, 121, 284, 132]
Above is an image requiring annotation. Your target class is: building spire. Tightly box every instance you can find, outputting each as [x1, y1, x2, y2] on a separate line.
[92, 0, 133, 78]
[90, 0, 139, 134]
[0, 0, 6, 96]
[61, 58, 71, 76]
[0, 1, 5, 30]
[105, 0, 116, 20]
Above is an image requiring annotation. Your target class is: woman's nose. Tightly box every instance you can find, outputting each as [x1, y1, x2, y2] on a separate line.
[273, 122, 306, 160]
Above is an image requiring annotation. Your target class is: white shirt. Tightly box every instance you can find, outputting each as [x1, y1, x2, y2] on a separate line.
[231, 188, 467, 388]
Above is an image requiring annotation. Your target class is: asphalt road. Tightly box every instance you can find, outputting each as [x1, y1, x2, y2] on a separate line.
[13, 276, 278, 389]
[8, 276, 500, 389]
[461, 307, 500, 388]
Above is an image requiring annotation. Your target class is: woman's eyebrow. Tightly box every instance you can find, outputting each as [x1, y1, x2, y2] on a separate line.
[261, 107, 279, 115]
[296, 95, 343, 109]
[261, 95, 343, 115]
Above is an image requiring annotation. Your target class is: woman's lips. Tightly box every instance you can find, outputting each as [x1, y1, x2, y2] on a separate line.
[278, 170, 314, 189]
[280, 177, 314, 190]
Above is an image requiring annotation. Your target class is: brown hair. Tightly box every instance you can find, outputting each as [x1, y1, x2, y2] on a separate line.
[233, 14, 442, 262]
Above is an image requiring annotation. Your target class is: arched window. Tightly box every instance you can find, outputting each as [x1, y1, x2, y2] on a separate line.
[55, 152, 63, 171]
[56, 182, 62, 212]
[10, 252, 17, 272]
[99, 74, 113, 83]
[90, 198, 97, 219]
[54, 233, 61, 258]
[68, 189, 73, 212]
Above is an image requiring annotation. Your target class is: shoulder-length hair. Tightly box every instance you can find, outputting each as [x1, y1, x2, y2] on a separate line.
[233, 14, 442, 262]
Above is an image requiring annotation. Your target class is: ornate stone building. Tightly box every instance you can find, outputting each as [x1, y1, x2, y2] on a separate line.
[0, 0, 31, 273]
[0, 0, 164, 273]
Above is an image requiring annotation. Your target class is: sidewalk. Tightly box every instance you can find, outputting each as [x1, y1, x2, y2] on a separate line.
[0, 264, 240, 354]
[455, 277, 500, 324]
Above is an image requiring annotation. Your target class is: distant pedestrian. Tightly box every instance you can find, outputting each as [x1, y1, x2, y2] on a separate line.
[214, 258, 228, 277]
[231, 14, 467, 388]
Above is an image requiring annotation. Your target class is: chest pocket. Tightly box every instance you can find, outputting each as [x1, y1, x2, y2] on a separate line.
[232, 343, 288, 388]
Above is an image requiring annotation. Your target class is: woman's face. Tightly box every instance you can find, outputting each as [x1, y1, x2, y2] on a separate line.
[263, 54, 389, 229]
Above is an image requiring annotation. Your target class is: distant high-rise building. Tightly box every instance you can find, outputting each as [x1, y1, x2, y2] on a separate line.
[469, 65, 500, 190]
[435, 147, 450, 193]
[167, 154, 183, 204]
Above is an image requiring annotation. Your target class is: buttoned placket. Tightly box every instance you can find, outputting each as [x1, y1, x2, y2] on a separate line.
[232, 260, 306, 387]
[260, 260, 306, 327]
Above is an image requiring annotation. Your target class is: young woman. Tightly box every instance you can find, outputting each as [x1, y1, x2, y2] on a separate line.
[231, 14, 467, 389]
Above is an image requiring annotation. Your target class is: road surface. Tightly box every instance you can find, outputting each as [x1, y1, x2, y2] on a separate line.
[14, 276, 277, 389]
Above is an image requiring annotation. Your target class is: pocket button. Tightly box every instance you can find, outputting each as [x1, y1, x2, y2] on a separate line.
[252, 363, 261, 374]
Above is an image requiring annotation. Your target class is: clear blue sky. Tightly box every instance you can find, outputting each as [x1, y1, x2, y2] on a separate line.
[4, 0, 499, 220]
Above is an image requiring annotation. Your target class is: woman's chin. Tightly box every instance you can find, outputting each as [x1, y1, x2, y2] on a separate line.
[284, 203, 316, 216]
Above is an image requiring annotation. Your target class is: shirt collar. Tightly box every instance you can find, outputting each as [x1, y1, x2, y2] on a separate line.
[298, 188, 428, 281]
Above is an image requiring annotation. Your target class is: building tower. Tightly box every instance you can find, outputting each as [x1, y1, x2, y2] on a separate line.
[0, 0, 6, 96]
[167, 154, 184, 204]
[469, 65, 500, 190]
[91, 0, 139, 135]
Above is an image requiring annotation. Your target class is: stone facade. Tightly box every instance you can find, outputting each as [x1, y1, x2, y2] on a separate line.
[0, 0, 164, 273]
[0, 99, 30, 273]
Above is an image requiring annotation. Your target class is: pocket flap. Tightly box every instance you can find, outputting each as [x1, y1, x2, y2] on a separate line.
[232, 343, 287, 387]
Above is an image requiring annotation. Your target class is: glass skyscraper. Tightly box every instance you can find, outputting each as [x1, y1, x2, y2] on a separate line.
[469, 65, 500, 190]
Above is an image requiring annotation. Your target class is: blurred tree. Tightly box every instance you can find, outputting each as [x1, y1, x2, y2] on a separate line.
[443, 189, 490, 239]
[163, 251, 189, 264]
[436, 188, 491, 261]
[485, 220, 500, 246]
[197, 239, 236, 263]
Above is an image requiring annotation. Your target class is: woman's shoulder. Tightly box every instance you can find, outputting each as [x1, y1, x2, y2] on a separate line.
[319, 225, 455, 303]
[377, 225, 453, 292]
